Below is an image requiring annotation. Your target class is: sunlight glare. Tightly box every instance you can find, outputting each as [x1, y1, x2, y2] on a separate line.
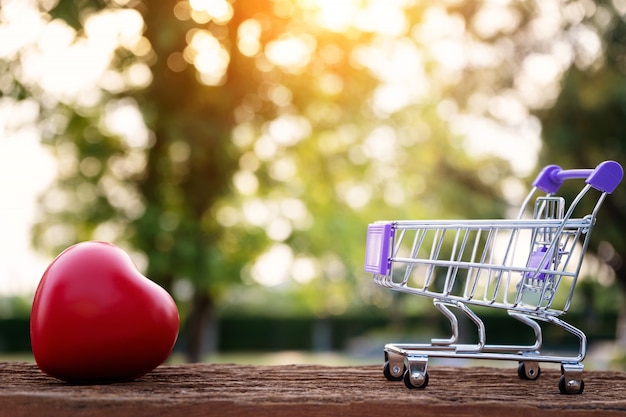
[233, 170, 259, 195]
[569, 23, 603, 69]
[0, 0, 45, 60]
[354, 38, 428, 115]
[102, 98, 151, 149]
[530, 0, 563, 41]
[362, 126, 397, 162]
[429, 38, 466, 72]
[451, 113, 541, 176]
[614, 0, 626, 16]
[291, 257, 319, 284]
[267, 84, 293, 107]
[306, 0, 359, 32]
[355, 0, 408, 36]
[488, 91, 529, 125]
[337, 181, 372, 210]
[21, 36, 108, 105]
[267, 114, 312, 146]
[37, 18, 75, 52]
[302, 0, 408, 36]
[254, 135, 278, 161]
[266, 217, 292, 241]
[318, 73, 344, 96]
[268, 157, 297, 182]
[216, 205, 240, 227]
[237, 19, 262, 57]
[514, 53, 564, 108]
[523, 53, 562, 86]
[85, 9, 144, 52]
[124, 62, 152, 89]
[0, 133, 56, 295]
[472, 2, 521, 38]
[185, 29, 230, 85]
[412, 7, 465, 44]
[280, 198, 310, 229]
[109, 151, 148, 181]
[231, 123, 256, 149]
[189, 0, 234, 24]
[174, 1, 192, 21]
[242, 199, 271, 226]
[14, 7, 148, 105]
[251, 243, 293, 287]
[265, 35, 316, 70]
[100, 176, 145, 220]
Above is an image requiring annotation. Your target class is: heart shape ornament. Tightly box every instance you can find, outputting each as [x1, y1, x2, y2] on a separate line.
[30, 241, 180, 383]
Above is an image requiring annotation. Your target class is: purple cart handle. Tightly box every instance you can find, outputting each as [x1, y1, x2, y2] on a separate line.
[533, 160, 623, 194]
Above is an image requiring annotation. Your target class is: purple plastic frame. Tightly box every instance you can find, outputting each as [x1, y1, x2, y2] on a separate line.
[533, 160, 623, 195]
[364, 223, 393, 275]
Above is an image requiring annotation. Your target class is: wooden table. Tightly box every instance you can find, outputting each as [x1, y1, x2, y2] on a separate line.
[1, 362, 626, 416]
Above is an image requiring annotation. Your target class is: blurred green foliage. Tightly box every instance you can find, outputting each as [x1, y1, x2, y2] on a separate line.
[2, 0, 626, 359]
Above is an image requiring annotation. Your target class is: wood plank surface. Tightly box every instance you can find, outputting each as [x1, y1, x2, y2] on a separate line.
[1, 362, 626, 417]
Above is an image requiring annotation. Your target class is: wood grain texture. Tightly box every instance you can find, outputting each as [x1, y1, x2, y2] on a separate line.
[1, 362, 626, 417]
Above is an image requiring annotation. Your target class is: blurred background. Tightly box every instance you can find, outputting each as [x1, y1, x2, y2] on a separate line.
[1, 0, 626, 369]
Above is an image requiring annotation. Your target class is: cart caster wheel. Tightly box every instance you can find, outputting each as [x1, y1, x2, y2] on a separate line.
[403, 369, 429, 389]
[383, 361, 404, 382]
[518, 361, 541, 381]
[559, 375, 584, 395]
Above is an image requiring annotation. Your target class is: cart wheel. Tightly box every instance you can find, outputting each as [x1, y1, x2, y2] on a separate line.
[517, 361, 541, 381]
[383, 361, 404, 381]
[403, 369, 429, 390]
[558, 375, 585, 395]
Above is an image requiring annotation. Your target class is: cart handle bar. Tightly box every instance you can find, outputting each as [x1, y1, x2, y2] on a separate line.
[533, 160, 623, 194]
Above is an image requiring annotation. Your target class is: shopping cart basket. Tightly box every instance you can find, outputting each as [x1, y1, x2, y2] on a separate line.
[364, 160, 623, 394]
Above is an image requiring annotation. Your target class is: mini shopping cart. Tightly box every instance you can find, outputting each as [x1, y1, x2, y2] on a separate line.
[364, 160, 623, 394]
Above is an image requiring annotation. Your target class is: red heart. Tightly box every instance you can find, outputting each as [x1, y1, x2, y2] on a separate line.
[30, 241, 179, 383]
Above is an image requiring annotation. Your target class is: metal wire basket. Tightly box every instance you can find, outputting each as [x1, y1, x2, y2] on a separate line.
[365, 161, 623, 394]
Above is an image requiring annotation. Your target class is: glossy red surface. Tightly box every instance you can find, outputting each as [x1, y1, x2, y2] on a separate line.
[30, 241, 179, 383]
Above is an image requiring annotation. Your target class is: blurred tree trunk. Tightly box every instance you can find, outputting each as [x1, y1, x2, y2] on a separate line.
[135, 3, 242, 362]
[186, 292, 215, 362]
